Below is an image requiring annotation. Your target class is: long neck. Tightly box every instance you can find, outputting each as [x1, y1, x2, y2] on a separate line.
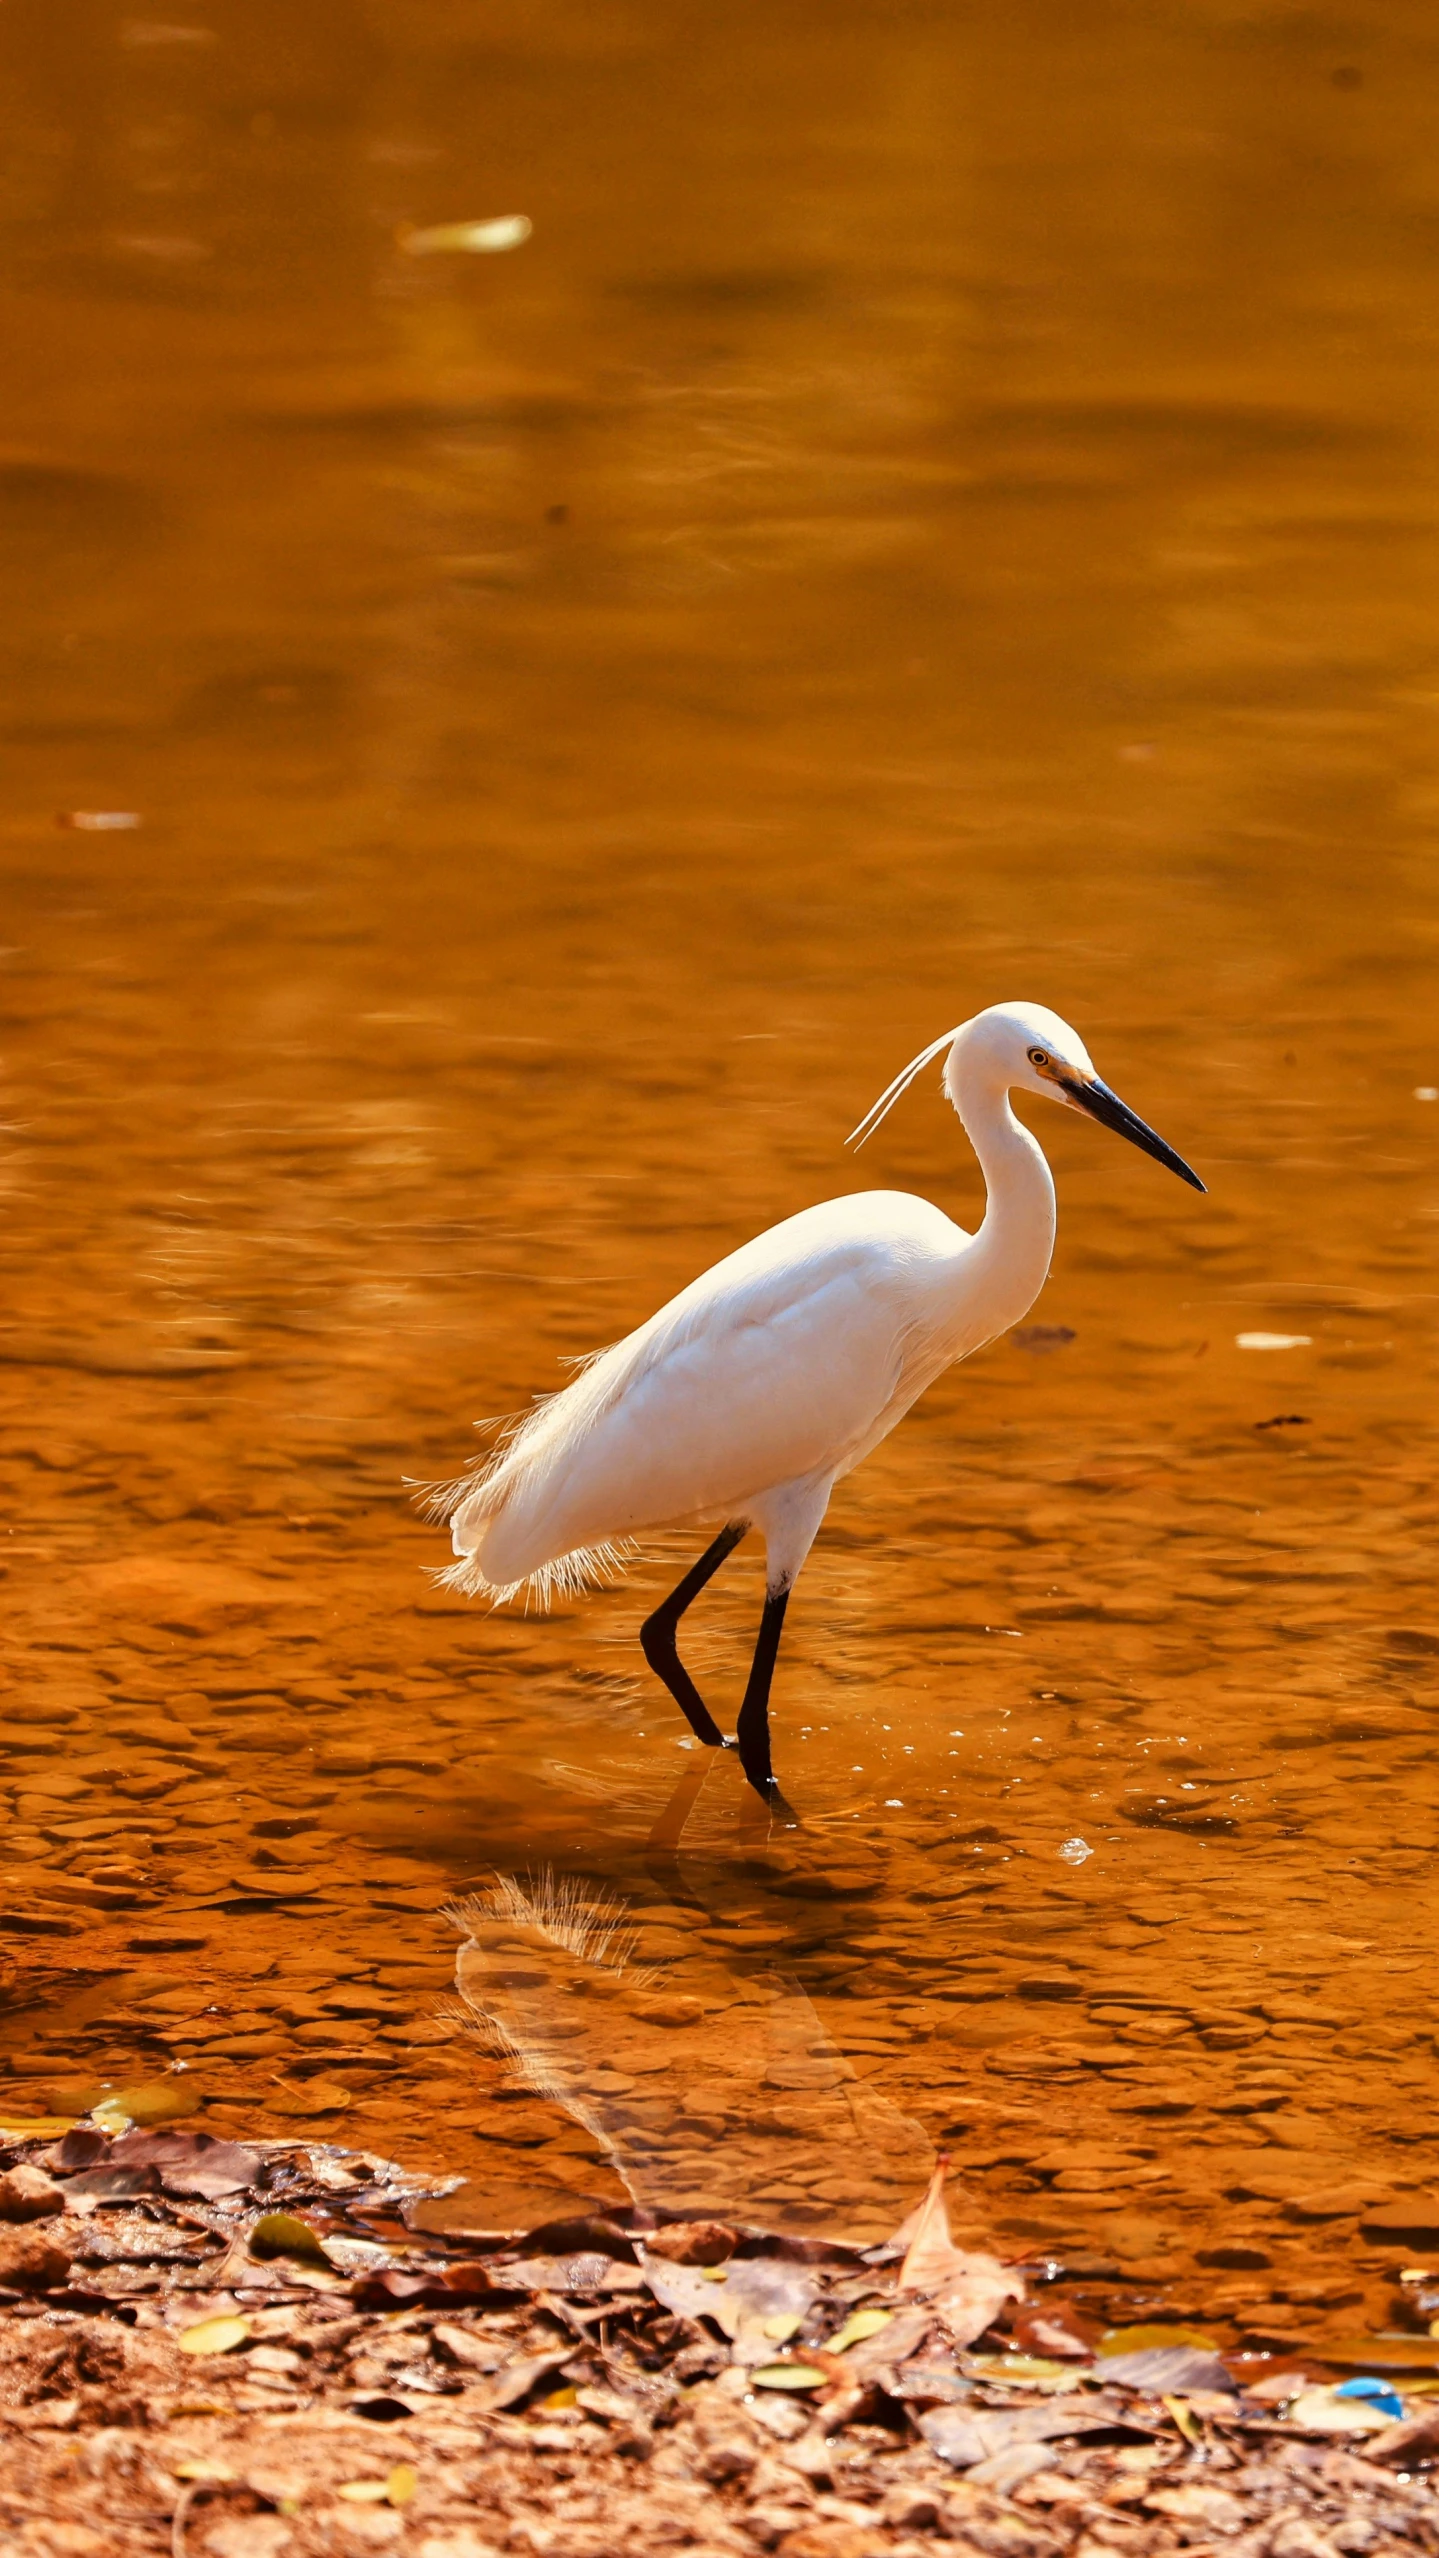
[947, 1050, 1057, 1334]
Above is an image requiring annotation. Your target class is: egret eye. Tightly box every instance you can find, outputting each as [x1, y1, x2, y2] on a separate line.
[1028, 1046, 1049, 1068]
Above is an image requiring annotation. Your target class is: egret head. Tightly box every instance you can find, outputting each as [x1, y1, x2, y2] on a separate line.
[850, 999, 1205, 1192]
[955, 1000, 1098, 1100]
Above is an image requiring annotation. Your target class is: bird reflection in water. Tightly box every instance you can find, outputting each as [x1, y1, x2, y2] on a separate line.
[448, 1862, 932, 2239]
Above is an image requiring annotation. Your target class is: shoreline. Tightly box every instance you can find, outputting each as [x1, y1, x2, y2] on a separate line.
[1, 2122, 1435, 2558]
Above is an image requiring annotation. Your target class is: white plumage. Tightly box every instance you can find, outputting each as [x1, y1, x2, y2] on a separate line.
[430, 1000, 1203, 1801]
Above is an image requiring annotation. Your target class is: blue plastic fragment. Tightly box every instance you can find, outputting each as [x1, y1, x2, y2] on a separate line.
[1334, 2377, 1404, 2420]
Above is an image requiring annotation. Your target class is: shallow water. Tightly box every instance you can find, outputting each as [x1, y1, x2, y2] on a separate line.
[1, 0, 1437, 2329]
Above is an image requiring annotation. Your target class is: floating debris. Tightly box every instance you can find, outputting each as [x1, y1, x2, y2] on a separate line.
[398, 215, 532, 255]
[1012, 1322, 1077, 1353]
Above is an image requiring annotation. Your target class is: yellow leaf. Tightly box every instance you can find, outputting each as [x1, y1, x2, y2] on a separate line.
[173, 2461, 237, 2484]
[967, 2353, 1075, 2383]
[385, 2466, 417, 2508]
[750, 2363, 827, 2392]
[177, 2315, 251, 2358]
[338, 2482, 389, 2505]
[0, 2117, 75, 2138]
[111, 2078, 200, 2128]
[831, 2308, 893, 2353]
[700, 2265, 729, 2283]
[538, 2385, 577, 2411]
[762, 2313, 804, 2343]
[1164, 2393, 1203, 2446]
[249, 2212, 332, 2269]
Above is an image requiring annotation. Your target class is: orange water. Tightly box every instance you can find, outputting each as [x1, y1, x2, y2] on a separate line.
[0, 0, 1436, 2325]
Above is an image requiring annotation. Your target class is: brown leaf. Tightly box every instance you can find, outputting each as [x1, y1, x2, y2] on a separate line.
[487, 2347, 574, 2412]
[350, 2261, 516, 2312]
[893, 2157, 1023, 2347]
[110, 2129, 260, 2199]
[1364, 2405, 1439, 2466]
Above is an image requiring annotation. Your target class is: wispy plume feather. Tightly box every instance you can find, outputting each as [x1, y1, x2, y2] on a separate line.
[847, 1026, 958, 1151]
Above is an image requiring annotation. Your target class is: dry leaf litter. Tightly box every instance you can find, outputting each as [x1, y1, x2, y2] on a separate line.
[1, 2114, 1436, 2558]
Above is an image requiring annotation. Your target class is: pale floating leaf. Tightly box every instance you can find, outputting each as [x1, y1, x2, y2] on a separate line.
[400, 215, 531, 255]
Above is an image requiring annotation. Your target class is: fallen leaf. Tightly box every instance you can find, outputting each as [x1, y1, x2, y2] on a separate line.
[1100, 2346, 1235, 2394]
[349, 2258, 531, 2312]
[487, 2348, 572, 2412]
[101, 2078, 200, 2130]
[1163, 2394, 1203, 2446]
[249, 2212, 333, 2269]
[750, 2363, 828, 2392]
[840, 2306, 933, 2382]
[110, 2128, 260, 2200]
[920, 2398, 1128, 2468]
[1012, 2309, 1094, 2360]
[172, 2461, 237, 2484]
[1365, 2405, 1439, 2465]
[966, 2354, 1079, 2386]
[640, 2245, 818, 2363]
[893, 2158, 1023, 2345]
[178, 2315, 251, 2357]
[337, 2462, 419, 2505]
[830, 2308, 893, 2353]
[1146, 2483, 1245, 2530]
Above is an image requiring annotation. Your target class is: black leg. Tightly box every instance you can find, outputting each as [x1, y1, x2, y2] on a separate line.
[735, 1583, 790, 1801]
[640, 1523, 746, 1748]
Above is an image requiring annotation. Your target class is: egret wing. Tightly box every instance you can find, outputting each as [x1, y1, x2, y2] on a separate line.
[451, 1193, 966, 1593]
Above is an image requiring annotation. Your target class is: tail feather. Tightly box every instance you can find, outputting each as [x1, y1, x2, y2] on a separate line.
[415, 1396, 635, 1612]
[429, 1535, 632, 1612]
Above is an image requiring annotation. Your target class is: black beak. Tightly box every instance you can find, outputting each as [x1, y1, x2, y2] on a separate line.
[1060, 1075, 1206, 1193]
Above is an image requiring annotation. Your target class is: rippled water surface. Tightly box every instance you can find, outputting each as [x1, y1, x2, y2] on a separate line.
[1, 0, 1437, 2335]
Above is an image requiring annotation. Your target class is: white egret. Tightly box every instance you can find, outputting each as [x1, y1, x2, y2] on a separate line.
[430, 1002, 1203, 1804]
